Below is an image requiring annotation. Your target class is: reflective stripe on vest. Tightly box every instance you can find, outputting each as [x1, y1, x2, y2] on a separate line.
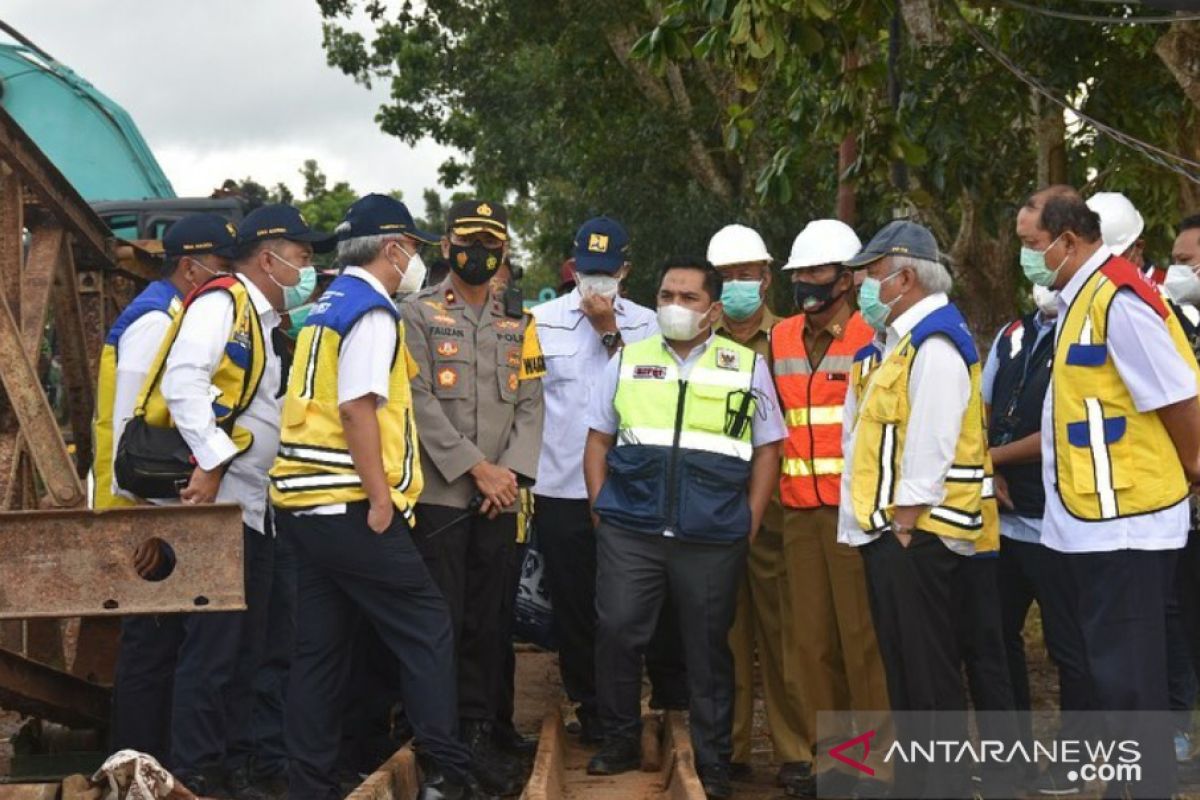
[781, 456, 845, 477]
[784, 406, 844, 426]
[618, 426, 754, 461]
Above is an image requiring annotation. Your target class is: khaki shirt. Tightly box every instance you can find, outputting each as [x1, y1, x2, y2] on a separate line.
[716, 306, 783, 532]
[801, 302, 854, 368]
[400, 278, 546, 510]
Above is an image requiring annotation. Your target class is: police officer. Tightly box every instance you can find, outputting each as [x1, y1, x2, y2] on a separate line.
[129, 203, 331, 798]
[705, 223, 807, 790]
[584, 256, 785, 800]
[269, 194, 477, 800]
[1019, 186, 1200, 798]
[839, 221, 997, 799]
[401, 199, 545, 796]
[770, 220, 890, 798]
[105, 214, 236, 764]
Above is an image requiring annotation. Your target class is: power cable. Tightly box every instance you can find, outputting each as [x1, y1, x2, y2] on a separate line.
[995, 0, 1200, 23]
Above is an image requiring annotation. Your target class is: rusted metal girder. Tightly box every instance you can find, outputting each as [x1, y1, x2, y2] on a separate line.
[0, 504, 246, 619]
[0, 646, 109, 728]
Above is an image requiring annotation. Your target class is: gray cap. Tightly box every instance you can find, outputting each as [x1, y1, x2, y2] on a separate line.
[844, 219, 939, 268]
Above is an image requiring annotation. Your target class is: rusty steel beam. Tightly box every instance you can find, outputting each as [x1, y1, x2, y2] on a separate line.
[0, 105, 110, 264]
[0, 646, 109, 728]
[0, 504, 245, 619]
[0, 287, 81, 507]
[0, 168, 23, 324]
[53, 249, 97, 473]
[21, 224, 63, 361]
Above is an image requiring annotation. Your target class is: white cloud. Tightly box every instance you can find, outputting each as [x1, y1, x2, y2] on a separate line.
[2, 0, 459, 215]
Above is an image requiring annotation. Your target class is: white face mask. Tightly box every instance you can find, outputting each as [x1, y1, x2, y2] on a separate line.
[1031, 284, 1059, 318]
[1164, 264, 1200, 306]
[657, 302, 712, 341]
[391, 242, 427, 295]
[577, 272, 620, 300]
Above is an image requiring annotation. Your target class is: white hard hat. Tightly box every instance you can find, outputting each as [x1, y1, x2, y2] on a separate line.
[707, 224, 771, 267]
[1086, 192, 1144, 254]
[783, 219, 863, 270]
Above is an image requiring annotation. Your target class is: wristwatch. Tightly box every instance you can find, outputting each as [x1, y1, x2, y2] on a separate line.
[600, 330, 622, 349]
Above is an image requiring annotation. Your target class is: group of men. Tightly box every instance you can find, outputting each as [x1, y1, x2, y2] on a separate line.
[90, 180, 1200, 800]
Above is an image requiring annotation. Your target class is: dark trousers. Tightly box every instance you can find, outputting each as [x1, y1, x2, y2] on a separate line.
[281, 505, 468, 800]
[339, 624, 405, 775]
[496, 539, 527, 729]
[248, 521, 297, 779]
[861, 530, 969, 799]
[1168, 540, 1198, 733]
[594, 522, 745, 769]
[1068, 549, 1177, 798]
[412, 503, 516, 721]
[112, 614, 184, 764]
[535, 496, 688, 719]
[171, 524, 274, 778]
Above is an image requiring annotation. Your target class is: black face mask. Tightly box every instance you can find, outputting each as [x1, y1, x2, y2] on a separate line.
[449, 242, 502, 286]
[793, 275, 846, 314]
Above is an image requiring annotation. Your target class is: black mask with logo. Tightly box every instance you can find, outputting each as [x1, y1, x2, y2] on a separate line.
[793, 274, 846, 315]
[449, 242, 502, 286]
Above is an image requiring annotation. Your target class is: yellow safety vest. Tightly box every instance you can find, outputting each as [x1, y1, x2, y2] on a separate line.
[133, 275, 267, 459]
[849, 303, 998, 543]
[1052, 257, 1200, 520]
[90, 280, 183, 509]
[269, 273, 423, 519]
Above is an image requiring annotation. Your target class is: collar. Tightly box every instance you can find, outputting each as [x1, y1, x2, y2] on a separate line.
[343, 265, 395, 305]
[804, 302, 852, 339]
[1056, 244, 1112, 316]
[885, 292, 948, 351]
[1033, 310, 1056, 330]
[661, 331, 716, 365]
[716, 305, 776, 339]
[569, 286, 627, 316]
[237, 273, 280, 325]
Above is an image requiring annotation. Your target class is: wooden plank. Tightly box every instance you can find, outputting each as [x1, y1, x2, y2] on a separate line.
[346, 747, 420, 800]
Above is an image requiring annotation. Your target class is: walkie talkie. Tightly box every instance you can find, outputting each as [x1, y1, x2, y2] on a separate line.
[503, 260, 525, 318]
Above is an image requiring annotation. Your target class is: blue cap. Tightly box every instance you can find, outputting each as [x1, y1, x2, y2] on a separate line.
[844, 219, 939, 268]
[572, 216, 630, 274]
[236, 203, 336, 254]
[163, 213, 238, 259]
[335, 193, 438, 244]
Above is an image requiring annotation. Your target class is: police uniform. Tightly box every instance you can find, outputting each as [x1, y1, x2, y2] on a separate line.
[104, 215, 230, 764]
[588, 332, 786, 773]
[271, 235, 471, 796]
[400, 232, 545, 735]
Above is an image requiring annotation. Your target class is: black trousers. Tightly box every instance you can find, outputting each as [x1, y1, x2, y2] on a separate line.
[171, 523, 274, 778]
[1168, 535, 1198, 733]
[1068, 549, 1177, 798]
[534, 496, 688, 719]
[861, 530, 970, 799]
[112, 614, 183, 764]
[247, 520, 297, 779]
[412, 503, 517, 721]
[496, 539, 527, 729]
[997, 536, 1096, 762]
[281, 505, 469, 800]
[594, 522, 745, 769]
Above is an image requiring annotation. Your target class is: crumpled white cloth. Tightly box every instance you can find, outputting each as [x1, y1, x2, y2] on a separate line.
[90, 749, 194, 800]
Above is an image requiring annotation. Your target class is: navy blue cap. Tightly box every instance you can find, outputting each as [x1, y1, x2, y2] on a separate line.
[335, 194, 438, 244]
[163, 213, 238, 259]
[843, 219, 939, 268]
[236, 203, 336, 254]
[572, 216, 630, 274]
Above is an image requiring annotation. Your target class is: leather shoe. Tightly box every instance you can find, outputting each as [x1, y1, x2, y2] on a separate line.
[491, 720, 538, 758]
[698, 762, 733, 800]
[586, 737, 641, 775]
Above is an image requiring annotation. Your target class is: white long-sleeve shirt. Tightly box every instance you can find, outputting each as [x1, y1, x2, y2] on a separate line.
[110, 311, 174, 501]
[161, 274, 281, 534]
[838, 293, 974, 555]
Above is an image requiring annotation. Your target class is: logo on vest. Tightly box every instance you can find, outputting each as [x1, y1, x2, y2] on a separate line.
[716, 348, 740, 371]
[436, 368, 458, 388]
[633, 365, 668, 380]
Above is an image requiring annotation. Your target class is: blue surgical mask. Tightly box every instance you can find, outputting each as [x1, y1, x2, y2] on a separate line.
[1019, 235, 1065, 288]
[268, 252, 318, 311]
[857, 271, 902, 332]
[720, 279, 763, 321]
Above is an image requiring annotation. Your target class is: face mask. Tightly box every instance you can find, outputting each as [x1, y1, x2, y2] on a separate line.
[577, 273, 620, 300]
[658, 302, 712, 341]
[268, 252, 318, 311]
[720, 280, 763, 321]
[1019, 235, 1066, 288]
[186, 256, 225, 279]
[1031, 284, 1059, 317]
[1164, 264, 1200, 306]
[286, 303, 313, 338]
[390, 242, 427, 295]
[793, 275, 844, 314]
[449, 242, 502, 286]
[857, 271, 903, 332]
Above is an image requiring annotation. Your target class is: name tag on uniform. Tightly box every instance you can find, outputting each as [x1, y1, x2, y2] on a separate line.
[633, 365, 668, 379]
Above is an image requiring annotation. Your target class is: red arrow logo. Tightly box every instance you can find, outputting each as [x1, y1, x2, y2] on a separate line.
[829, 730, 876, 776]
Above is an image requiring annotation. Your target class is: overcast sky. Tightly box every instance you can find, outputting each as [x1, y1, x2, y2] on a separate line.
[3, 0, 456, 216]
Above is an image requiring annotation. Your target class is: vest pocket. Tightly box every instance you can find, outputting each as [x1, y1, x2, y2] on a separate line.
[1064, 404, 1132, 513]
[431, 337, 470, 400]
[685, 382, 738, 434]
[676, 451, 751, 541]
[860, 361, 904, 423]
[594, 446, 669, 532]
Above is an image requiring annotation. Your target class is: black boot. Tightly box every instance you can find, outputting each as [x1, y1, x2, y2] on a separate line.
[462, 719, 524, 796]
[225, 765, 275, 800]
[491, 719, 538, 758]
[418, 762, 498, 800]
[586, 736, 641, 775]
[699, 762, 733, 800]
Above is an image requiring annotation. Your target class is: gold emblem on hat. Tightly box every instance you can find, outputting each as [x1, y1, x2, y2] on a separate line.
[477, 203, 493, 217]
[588, 233, 609, 253]
[225, 223, 237, 237]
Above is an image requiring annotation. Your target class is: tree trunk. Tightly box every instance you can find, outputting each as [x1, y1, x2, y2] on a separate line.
[949, 190, 1018, 342]
[1035, 94, 1068, 188]
[837, 51, 860, 225]
[1156, 20, 1200, 112]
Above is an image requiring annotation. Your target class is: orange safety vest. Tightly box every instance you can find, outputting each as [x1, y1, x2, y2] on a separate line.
[771, 311, 876, 509]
